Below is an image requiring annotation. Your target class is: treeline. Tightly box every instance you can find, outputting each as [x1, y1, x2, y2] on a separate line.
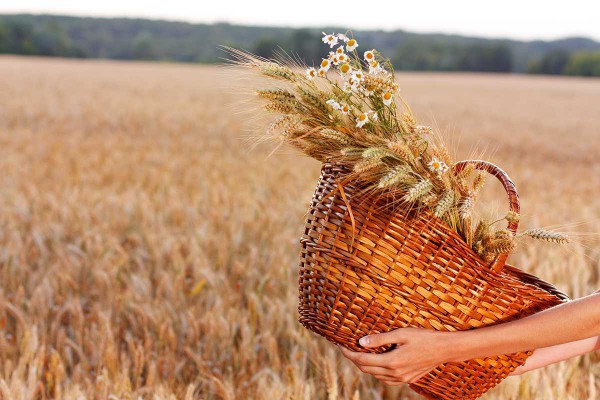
[528, 49, 600, 76]
[1, 14, 600, 76]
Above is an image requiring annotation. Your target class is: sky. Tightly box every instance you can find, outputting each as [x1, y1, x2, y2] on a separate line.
[2, 0, 600, 41]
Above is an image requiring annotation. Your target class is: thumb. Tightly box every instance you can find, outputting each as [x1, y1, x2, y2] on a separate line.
[359, 329, 406, 348]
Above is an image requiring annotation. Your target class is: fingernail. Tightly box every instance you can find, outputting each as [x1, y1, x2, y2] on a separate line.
[359, 337, 369, 346]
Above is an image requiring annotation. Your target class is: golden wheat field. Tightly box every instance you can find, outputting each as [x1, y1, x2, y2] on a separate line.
[0, 55, 600, 399]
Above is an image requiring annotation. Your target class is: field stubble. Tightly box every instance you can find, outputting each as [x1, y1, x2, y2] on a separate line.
[0, 56, 599, 399]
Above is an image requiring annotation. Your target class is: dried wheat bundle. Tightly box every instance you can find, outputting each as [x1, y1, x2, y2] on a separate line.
[222, 31, 567, 258]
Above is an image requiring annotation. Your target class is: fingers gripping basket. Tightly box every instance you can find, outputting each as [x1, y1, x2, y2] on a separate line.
[299, 160, 569, 400]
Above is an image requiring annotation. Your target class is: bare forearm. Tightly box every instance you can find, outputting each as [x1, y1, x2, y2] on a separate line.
[446, 293, 600, 363]
[510, 336, 600, 375]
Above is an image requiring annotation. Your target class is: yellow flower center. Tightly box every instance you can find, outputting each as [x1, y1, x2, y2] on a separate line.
[348, 39, 356, 46]
[383, 92, 392, 100]
[310, 70, 316, 76]
[359, 114, 366, 121]
[342, 105, 349, 112]
[337, 48, 343, 54]
[371, 61, 378, 67]
[340, 64, 350, 73]
[328, 36, 333, 41]
[433, 162, 440, 169]
[366, 52, 373, 59]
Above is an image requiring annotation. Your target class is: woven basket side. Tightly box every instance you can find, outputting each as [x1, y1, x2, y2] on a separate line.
[299, 162, 569, 400]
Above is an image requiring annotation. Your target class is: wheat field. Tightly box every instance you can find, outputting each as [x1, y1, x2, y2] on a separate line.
[0, 55, 599, 399]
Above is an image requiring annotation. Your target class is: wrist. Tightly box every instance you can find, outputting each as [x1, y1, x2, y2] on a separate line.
[444, 330, 486, 363]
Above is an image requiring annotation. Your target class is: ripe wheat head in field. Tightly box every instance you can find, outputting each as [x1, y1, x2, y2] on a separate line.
[0, 56, 599, 399]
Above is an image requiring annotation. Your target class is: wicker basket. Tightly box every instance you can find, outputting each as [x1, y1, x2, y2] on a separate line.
[298, 160, 569, 400]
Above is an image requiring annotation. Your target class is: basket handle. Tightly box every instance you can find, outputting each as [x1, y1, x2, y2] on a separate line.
[452, 160, 520, 273]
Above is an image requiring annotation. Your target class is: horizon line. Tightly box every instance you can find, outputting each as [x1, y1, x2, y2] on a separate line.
[1, 11, 599, 43]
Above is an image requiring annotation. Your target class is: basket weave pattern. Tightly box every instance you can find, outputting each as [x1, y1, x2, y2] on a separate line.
[299, 162, 569, 400]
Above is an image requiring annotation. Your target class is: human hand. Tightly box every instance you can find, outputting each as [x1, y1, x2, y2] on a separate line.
[338, 328, 452, 386]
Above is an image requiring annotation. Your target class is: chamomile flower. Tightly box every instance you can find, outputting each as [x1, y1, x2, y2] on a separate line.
[337, 53, 349, 64]
[360, 84, 374, 96]
[428, 157, 449, 173]
[351, 70, 365, 82]
[339, 63, 352, 75]
[369, 60, 384, 74]
[322, 32, 338, 48]
[346, 38, 359, 52]
[327, 51, 335, 60]
[356, 111, 369, 128]
[326, 99, 341, 110]
[335, 46, 345, 55]
[331, 55, 340, 65]
[320, 58, 332, 71]
[382, 91, 393, 106]
[340, 103, 351, 114]
[347, 77, 359, 90]
[306, 67, 317, 80]
[364, 50, 375, 62]
[337, 33, 349, 42]
[318, 67, 328, 77]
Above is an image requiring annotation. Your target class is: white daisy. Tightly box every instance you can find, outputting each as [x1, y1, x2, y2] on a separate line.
[382, 91, 393, 106]
[343, 82, 353, 93]
[428, 157, 449, 173]
[351, 70, 365, 82]
[340, 103, 351, 114]
[322, 32, 338, 48]
[346, 38, 359, 52]
[360, 84, 374, 96]
[356, 111, 369, 128]
[326, 99, 341, 110]
[306, 67, 317, 80]
[338, 63, 352, 75]
[369, 60, 384, 74]
[318, 67, 328, 77]
[335, 46, 345, 55]
[337, 53, 349, 64]
[320, 58, 332, 71]
[337, 33, 349, 42]
[331, 55, 340, 65]
[347, 77, 360, 92]
[364, 50, 375, 62]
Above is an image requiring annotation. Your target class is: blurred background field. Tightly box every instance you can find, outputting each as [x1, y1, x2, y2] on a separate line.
[0, 55, 599, 399]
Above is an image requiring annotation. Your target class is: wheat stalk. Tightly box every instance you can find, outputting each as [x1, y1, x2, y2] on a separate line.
[459, 195, 475, 219]
[404, 179, 433, 202]
[354, 158, 384, 173]
[434, 191, 455, 218]
[320, 129, 353, 146]
[522, 229, 570, 245]
[377, 165, 414, 188]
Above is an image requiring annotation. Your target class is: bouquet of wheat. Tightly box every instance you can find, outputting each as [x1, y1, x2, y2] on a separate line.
[223, 31, 571, 400]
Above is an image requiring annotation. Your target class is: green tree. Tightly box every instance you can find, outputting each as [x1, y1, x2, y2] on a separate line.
[132, 31, 155, 60]
[253, 37, 279, 59]
[527, 49, 570, 75]
[563, 52, 600, 76]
